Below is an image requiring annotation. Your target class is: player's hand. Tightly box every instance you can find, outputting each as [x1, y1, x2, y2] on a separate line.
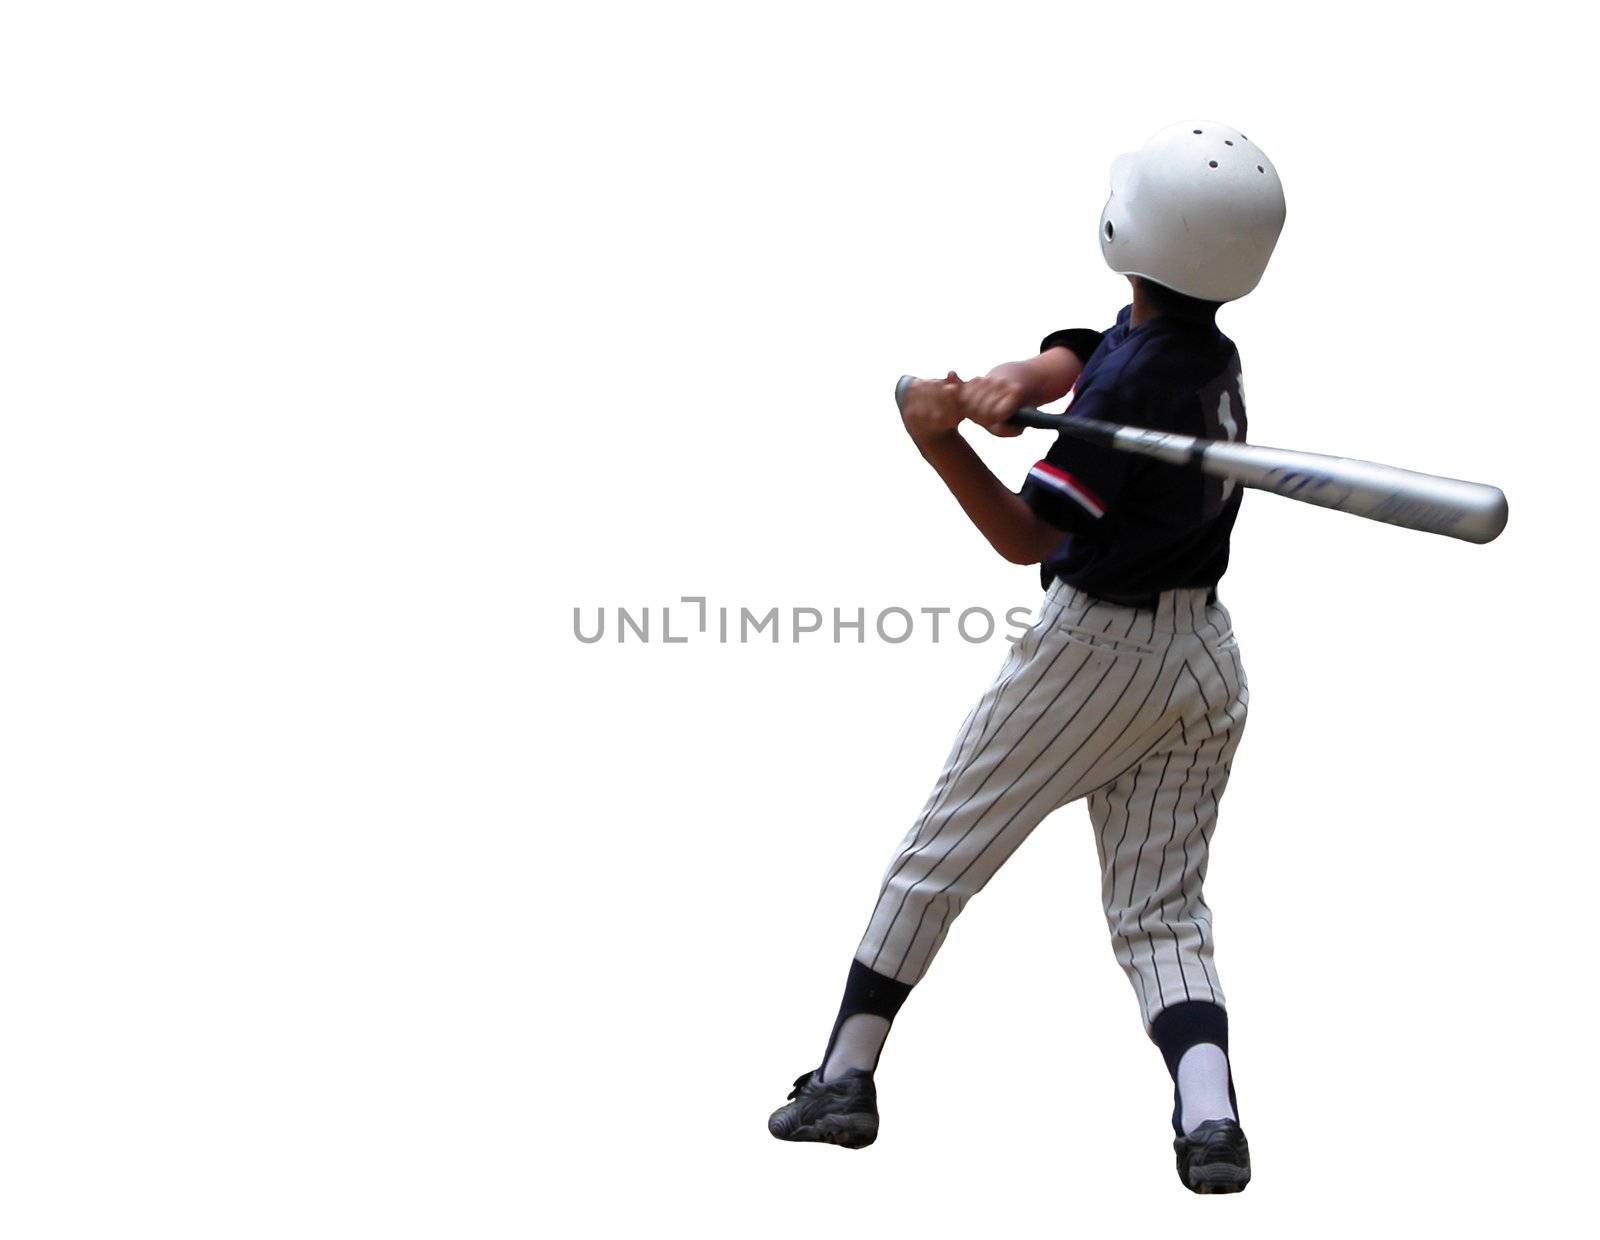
[899, 371, 966, 446]
[959, 375, 1026, 438]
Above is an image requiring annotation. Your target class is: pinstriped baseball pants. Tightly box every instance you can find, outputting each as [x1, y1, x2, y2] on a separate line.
[855, 580, 1249, 1026]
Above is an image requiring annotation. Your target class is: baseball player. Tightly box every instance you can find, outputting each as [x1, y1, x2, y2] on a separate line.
[768, 122, 1286, 1194]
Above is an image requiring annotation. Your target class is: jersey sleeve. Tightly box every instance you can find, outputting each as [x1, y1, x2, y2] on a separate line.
[1018, 328, 1113, 530]
[1017, 394, 1130, 532]
[1017, 377, 1191, 533]
[1038, 327, 1104, 365]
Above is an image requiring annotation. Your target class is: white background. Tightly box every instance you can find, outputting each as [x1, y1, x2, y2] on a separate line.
[2, 2, 1592, 1236]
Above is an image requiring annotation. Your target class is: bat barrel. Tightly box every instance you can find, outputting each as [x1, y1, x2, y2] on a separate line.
[1197, 442, 1509, 544]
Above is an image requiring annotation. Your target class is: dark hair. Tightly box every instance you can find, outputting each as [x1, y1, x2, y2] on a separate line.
[1135, 277, 1222, 321]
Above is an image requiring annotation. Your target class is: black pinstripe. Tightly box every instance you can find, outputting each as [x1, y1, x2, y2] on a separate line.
[882, 648, 1127, 976]
[875, 594, 1073, 901]
[1089, 616, 1246, 1020]
[1176, 711, 1220, 1001]
[1194, 638, 1233, 708]
[1180, 661, 1214, 714]
[1203, 614, 1248, 704]
[912, 895, 958, 981]
[909, 595, 1062, 828]
[1098, 763, 1153, 1016]
[1099, 641, 1189, 920]
[914, 648, 1155, 935]
[1178, 729, 1234, 1001]
[1127, 750, 1175, 1001]
[1154, 724, 1203, 1002]
[866, 635, 1105, 973]
[879, 595, 1088, 871]
[867, 607, 1123, 950]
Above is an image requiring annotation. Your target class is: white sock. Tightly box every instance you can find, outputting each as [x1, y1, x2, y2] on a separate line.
[1176, 1042, 1236, 1134]
[821, 1014, 891, 1082]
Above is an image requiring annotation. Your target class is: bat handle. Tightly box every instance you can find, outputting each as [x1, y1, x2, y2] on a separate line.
[895, 374, 1055, 427]
[1008, 408, 1064, 430]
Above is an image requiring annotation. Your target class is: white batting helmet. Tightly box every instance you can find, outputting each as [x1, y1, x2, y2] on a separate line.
[1098, 121, 1286, 302]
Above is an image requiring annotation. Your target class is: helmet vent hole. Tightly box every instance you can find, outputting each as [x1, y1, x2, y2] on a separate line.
[1208, 160, 1219, 168]
[1193, 128, 1203, 134]
[1257, 164, 1265, 173]
[1224, 140, 1234, 146]
[1104, 221, 1115, 241]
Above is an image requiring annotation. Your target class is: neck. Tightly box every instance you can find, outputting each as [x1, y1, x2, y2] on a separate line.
[1128, 278, 1218, 328]
[1129, 283, 1158, 328]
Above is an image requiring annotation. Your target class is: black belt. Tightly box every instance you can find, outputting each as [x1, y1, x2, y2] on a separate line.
[1077, 586, 1218, 610]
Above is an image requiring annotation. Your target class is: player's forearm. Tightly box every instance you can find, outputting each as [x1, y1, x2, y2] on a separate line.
[982, 350, 1084, 407]
[982, 361, 1053, 407]
[914, 430, 1064, 566]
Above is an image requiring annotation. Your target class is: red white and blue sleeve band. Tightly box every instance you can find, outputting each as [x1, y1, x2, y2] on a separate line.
[1025, 460, 1106, 519]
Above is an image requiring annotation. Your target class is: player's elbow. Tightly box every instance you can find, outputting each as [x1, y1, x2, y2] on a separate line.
[996, 521, 1062, 566]
[998, 540, 1042, 566]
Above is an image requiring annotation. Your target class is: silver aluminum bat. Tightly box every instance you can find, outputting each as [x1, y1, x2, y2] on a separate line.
[893, 375, 1508, 544]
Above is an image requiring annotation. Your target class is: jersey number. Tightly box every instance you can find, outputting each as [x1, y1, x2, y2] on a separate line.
[1215, 380, 1242, 502]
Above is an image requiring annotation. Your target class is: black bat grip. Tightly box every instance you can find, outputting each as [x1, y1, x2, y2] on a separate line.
[1007, 407, 1067, 430]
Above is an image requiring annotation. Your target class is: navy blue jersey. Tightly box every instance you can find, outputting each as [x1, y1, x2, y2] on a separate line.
[1019, 306, 1247, 603]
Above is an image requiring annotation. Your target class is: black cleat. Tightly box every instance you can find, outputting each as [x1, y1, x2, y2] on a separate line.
[1174, 1118, 1251, 1194]
[767, 1069, 879, 1149]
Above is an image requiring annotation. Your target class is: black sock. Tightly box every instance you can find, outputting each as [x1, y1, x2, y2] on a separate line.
[1149, 1001, 1237, 1135]
[819, 960, 913, 1078]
